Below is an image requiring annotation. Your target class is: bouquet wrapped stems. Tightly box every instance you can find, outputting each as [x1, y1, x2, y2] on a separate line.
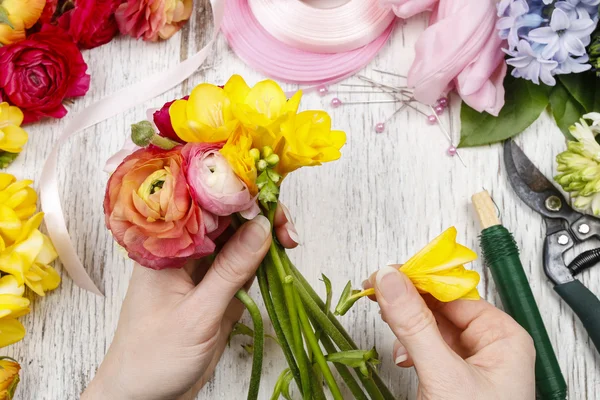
[237, 207, 395, 400]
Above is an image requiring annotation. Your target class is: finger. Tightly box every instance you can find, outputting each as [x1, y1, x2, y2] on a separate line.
[434, 298, 530, 355]
[361, 272, 377, 301]
[185, 215, 272, 325]
[375, 266, 460, 376]
[274, 202, 300, 248]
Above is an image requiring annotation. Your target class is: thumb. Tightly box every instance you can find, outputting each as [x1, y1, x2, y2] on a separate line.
[375, 266, 458, 375]
[186, 215, 272, 326]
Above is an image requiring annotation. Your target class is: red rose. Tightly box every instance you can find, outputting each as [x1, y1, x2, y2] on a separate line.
[104, 147, 229, 269]
[58, 0, 122, 49]
[153, 96, 189, 142]
[0, 25, 90, 124]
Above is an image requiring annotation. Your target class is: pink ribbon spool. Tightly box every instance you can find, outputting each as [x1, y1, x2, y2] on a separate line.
[221, 0, 395, 85]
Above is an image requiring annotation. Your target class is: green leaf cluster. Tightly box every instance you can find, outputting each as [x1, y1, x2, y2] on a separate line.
[459, 72, 600, 147]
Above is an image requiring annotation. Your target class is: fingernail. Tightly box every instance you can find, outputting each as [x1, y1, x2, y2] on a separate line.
[241, 215, 270, 252]
[376, 266, 405, 303]
[285, 222, 302, 245]
[280, 203, 294, 223]
[394, 345, 408, 365]
[361, 279, 369, 289]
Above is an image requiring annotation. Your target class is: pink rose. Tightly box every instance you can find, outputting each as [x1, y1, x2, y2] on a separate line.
[116, 0, 193, 42]
[153, 96, 188, 142]
[0, 24, 90, 123]
[406, 0, 506, 115]
[58, 0, 122, 49]
[104, 147, 228, 269]
[183, 142, 260, 220]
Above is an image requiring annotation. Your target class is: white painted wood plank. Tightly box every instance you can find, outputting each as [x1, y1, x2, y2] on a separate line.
[6, 2, 599, 398]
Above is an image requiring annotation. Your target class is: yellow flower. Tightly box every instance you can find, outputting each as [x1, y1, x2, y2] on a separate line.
[0, 175, 37, 248]
[169, 84, 238, 143]
[220, 129, 258, 195]
[0, 357, 21, 399]
[0, 213, 60, 296]
[0, 0, 45, 45]
[224, 75, 302, 150]
[0, 276, 29, 348]
[0, 103, 28, 155]
[274, 111, 346, 176]
[335, 227, 480, 315]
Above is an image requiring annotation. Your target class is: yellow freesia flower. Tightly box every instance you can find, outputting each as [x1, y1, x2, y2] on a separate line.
[0, 357, 20, 399]
[0, 176, 37, 248]
[169, 83, 238, 143]
[220, 129, 258, 195]
[336, 227, 480, 315]
[0, 0, 45, 45]
[274, 111, 346, 176]
[0, 213, 60, 296]
[0, 103, 28, 155]
[0, 276, 29, 348]
[224, 75, 302, 150]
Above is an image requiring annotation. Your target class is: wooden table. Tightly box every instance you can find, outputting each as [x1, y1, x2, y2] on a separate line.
[7, 2, 599, 399]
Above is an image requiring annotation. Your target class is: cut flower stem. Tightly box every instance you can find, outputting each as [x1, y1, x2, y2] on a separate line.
[235, 289, 264, 400]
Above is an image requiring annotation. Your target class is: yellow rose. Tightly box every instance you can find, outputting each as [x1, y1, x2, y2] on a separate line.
[0, 103, 28, 156]
[274, 111, 346, 176]
[0, 175, 37, 247]
[0, 213, 60, 296]
[0, 357, 21, 398]
[169, 84, 239, 143]
[0, 0, 45, 45]
[220, 128, 258, 195]
[0, 276, 29, 348]
[224, 75, 302, 150]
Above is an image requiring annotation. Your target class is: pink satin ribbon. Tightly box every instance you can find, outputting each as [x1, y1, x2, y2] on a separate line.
[248, 0, 395, 53]
[39, 0, 224, 296]
[222, 0, 395, 85]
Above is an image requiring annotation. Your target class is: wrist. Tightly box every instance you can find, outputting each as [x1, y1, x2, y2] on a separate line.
[82, 355, 132, 400]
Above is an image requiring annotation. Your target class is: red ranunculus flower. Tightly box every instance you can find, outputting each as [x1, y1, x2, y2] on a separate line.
[153, 96, 188, 142]
[104, 146, 229, 269]
[0, 25, 90, 124]
[39, 0, 61, 24]
[58, 0, 122, 49]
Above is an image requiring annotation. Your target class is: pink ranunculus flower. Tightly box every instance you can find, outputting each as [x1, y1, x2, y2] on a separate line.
[115, 0, 193, 42]
[405, 0, 506, 116]
[104, 147, 228, 270]
[183, 142, 260, 220]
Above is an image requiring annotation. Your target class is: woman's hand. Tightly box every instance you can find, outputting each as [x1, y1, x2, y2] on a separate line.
[366, 266, 536, 400]
[82, 204, 299, 400]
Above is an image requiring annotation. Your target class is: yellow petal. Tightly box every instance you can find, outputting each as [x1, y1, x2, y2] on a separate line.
[410, 267, 481, 302]
[35, 234, 58, 266]
[0, 358, 20, 393]
[244, 80, 287, 121]
[0, 276, 24, 297]
[0, 103, 24, 127]
[0, 205, 22, 243]
[224, 75, 251, 105]
[401, 227, 478, 275]
[169, 99, 197, 142]
[14, 212, 43, 244]
[0, 253, 24, 285]
[460, 288, 481, 300]
[0, 125, 28, 153]
[13, 229, 44, 267]
[0, 173, 15, 191]
[0, 319, 26, 348]
[0, 294, 30, 316]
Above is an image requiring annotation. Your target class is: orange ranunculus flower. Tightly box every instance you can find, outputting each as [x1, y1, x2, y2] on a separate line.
[104, 147, 229, 269]
[115, 0, 193, 42]
[0, 0, 45, 45]
[0, 357, 20, 399]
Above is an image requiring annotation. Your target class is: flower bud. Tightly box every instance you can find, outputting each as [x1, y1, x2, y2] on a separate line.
[131, 121, 155, 147]
[257, 159, 268, 172]
[249, 148, 261, 163]
[262, 146, 274, 159]
[266, 153, 280, 166]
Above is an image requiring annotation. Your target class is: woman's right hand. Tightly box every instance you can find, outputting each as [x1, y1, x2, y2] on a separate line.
[365, 266, 536, 400]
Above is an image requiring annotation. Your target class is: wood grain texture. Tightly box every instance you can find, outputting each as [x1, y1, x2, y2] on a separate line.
[5, 2, 599, 398]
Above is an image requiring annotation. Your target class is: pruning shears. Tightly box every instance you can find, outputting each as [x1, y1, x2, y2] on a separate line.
[504, 140, 600, 353]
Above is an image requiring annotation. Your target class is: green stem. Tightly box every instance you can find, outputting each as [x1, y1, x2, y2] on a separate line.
[235, 289, 264, 400]
[285, 253, 395, 400]
[256, 264, 302, 392]
[270, 242, 311, 399]
[319, 334, 369, 400]
[295, 292, 344, 400]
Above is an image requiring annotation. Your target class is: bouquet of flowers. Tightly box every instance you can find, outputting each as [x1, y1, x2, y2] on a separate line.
[104, 75, 481, 399]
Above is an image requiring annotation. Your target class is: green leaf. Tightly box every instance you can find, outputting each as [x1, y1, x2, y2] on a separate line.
[0, 152, 19, 169]
[320, 274, 332, 313]
[228, 322, 254, 345]
[0, 6, 14, 29]
[558, 73, 600, 113]
[459, 74, 550, 147]
[271, 369, 294, 400]
[334, 281, 362, 316]
[549, 82, 582, 140]
[325, 347, 381, 378]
